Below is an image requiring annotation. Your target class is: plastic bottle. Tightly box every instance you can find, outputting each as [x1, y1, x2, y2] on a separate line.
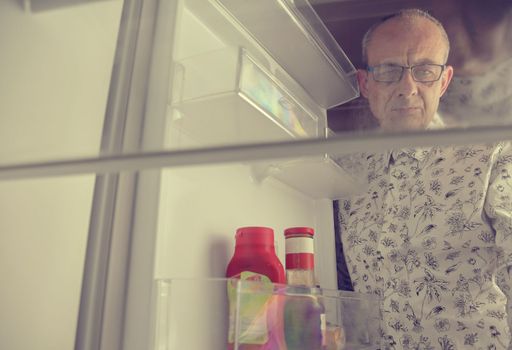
[226, 226, 286, 350]
[226, 226, 285, 283]
[283, 227, 325, 350]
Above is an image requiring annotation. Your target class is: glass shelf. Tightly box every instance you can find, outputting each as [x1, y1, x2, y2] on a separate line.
[153, 278, 381, 350]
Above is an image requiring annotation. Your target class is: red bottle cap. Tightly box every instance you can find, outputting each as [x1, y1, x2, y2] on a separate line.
[235, 226, 275, 246]
[284, 227, 314, 237]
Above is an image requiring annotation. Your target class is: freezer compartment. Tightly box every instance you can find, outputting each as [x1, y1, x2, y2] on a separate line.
[169, 47, 319, 148]
[153, 278, 381, 350]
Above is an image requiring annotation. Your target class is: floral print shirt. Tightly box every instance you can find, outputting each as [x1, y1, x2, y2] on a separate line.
[335, 142, 512, 350]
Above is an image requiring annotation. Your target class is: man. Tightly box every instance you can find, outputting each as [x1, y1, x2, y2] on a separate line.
[335, 9, 512, 349]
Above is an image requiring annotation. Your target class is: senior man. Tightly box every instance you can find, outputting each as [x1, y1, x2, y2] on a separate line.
[336, 9, 512, 349]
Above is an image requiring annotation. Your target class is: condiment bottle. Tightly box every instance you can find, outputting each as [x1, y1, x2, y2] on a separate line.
[226, 226, 286, 350]
[284, 227, 325, 350]
[226, 226, 285, 283]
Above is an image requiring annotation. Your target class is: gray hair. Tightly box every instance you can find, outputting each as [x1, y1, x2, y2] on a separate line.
[361, 8, 450, 65]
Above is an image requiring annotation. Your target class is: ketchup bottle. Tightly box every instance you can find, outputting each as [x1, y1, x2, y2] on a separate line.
[226, 226, 286, 350]
[226, 226, 285, 282]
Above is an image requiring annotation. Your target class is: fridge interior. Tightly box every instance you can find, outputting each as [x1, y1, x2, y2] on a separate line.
[151, 0, 377, 348]
[3, 0, 512, 350]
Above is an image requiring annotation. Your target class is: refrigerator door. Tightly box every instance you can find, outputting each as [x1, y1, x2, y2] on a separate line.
[0, 2, 123, 350]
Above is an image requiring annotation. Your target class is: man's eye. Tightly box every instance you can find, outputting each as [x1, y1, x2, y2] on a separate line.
[415, 69, 434, 77]
[375, 67, 402, 80]
[378, 66, 401, 74]
[413, 65, 439, 80]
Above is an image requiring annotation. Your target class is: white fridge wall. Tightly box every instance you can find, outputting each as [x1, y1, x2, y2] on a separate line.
[154, 162, 337, 287]
[153, 163, 337, 350]
[0, 1, 121, 350]
[154, 0, 338, 301]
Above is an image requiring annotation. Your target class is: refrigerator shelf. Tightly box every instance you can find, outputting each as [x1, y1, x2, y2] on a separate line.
[169, 47, 319, 148]
[212, 0, 359, 109]
[251, 154, 368, 200]
[153, 278, 381, 350]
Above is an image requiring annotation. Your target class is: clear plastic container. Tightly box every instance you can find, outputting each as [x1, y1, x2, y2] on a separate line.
[250, 154, 368, 200]
[153, 278, 381, 350]
[248, 127, 369, 199]
[170, 47, 319, 148]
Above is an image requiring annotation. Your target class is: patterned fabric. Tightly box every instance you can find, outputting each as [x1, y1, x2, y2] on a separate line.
[439, 57, 512, 127]
[335, 142, 512, 349]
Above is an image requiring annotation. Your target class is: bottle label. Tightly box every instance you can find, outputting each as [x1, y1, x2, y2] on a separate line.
[227, 271, 274, 345]
[285, 237, 314, 254]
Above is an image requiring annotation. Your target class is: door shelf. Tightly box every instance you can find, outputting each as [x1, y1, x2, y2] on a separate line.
[169, 47, 319, 148]
[250, 128, 368, 200]
[153, 278, 381, 350]
[212, 0, 359, 109]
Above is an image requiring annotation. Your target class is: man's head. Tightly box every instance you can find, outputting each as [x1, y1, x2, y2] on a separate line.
[358, 9, 453, 131]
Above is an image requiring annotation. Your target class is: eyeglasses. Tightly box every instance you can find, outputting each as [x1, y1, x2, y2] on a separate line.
[367, 64, 445, 83]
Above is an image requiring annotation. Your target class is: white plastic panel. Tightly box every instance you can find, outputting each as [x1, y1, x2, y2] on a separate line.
[0, 2, 122, 350]
[0, 1, 121, 165]
[0, 175, 95, 350]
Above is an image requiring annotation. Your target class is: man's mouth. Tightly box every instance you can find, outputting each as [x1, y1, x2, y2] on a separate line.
[392, 106, 420, 112]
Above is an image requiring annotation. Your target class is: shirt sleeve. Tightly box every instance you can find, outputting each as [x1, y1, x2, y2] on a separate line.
[484, 141, 512, 344]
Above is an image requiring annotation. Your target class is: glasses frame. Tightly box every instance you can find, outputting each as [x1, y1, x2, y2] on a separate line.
[366, 64, 446, 83]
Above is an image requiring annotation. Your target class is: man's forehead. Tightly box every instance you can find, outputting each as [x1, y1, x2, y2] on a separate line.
[368, 45, 445, 65]
[374, 16, 433, 36]
[367, 18, 447, 64]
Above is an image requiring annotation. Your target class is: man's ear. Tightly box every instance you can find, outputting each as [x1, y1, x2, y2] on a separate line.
[357, 69, 370, 98]
[439, 65, 454, 97]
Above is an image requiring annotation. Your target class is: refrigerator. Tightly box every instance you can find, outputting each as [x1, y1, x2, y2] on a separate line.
[1, 0, 511, 350]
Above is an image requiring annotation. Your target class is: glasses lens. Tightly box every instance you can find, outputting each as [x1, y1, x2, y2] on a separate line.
[412, 64, 443, 82]
[372, 65, 403, 82]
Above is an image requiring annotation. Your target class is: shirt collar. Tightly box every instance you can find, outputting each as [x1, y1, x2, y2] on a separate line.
[389, 113, 444, 163]
[427, 113, 445, 130]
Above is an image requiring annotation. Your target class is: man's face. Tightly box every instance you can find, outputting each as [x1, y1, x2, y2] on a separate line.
[358, 18, 453, 131]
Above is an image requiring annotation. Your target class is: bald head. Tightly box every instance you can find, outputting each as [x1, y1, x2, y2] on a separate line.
[362, 9, 450, 66]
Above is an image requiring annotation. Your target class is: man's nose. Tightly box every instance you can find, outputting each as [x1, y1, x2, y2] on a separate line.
[396, 69, 418, 97]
